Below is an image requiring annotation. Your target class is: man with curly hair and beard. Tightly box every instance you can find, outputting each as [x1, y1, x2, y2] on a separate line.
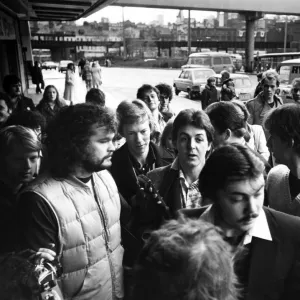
[17, 104, 124, 300]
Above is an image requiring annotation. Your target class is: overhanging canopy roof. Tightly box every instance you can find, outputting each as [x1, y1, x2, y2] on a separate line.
[111, 0, 300, 16]
[0, 0, 117, 21]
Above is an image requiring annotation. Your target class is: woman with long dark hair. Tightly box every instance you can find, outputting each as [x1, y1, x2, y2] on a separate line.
[37, 85, 66, 124]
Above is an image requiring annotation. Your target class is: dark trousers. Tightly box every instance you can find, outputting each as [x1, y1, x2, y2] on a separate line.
[36, 83, 42, 94]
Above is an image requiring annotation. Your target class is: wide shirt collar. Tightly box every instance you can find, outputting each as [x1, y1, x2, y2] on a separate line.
[200, 204, 272, 245]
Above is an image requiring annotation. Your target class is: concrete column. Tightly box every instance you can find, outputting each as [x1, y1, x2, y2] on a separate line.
[188, 10, 191, 55]
[245, 15, 255, 72]
[242, 12, 264, 72]
[15, 19, 27, 92]
[20, 21, 33, 89]
[51, 48, 61, 61]
[20, 21, 33, 63]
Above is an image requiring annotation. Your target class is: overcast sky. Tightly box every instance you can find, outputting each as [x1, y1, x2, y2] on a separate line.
[76, 6, 217, 25]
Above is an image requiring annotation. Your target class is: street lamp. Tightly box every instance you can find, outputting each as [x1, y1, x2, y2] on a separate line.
[284, 15, 288, 53]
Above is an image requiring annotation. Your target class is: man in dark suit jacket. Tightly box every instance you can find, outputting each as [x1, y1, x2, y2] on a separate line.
[147, 108, 214, 216]
[3, 74, 35, 113]
[180, 144, 300, 300]
[111, 99, 163, 205]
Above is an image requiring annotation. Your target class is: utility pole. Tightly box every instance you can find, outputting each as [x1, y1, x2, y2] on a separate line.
[188, 10, 191, 55]
[284, 16, 288, 53]
[122, 6, 127, 60]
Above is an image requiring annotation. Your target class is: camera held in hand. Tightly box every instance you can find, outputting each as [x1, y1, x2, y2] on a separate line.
[35, 258, 63, 300]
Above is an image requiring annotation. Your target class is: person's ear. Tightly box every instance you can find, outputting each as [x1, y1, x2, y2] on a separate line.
[207, 141, 212, 152]
[224, 128, 231, 141]
[288, 138, 294, 149]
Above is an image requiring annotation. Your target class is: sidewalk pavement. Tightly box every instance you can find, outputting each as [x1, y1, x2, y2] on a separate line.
[25, 69, 121, 110]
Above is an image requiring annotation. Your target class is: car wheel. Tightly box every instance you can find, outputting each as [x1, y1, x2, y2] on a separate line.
[188, 90, 193, 100]
[174, 86, 180, 95]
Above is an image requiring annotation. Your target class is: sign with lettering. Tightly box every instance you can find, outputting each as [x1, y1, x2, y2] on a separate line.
[292, 66, 300, 74]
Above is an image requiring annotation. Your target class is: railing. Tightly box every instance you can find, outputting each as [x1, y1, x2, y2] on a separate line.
[31, 37, 290, 50]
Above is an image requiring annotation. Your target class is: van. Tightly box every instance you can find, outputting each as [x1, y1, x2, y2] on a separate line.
[278, 59, 300, 99]
[278, 59, 300, 86]
[181, 52, 235, 74]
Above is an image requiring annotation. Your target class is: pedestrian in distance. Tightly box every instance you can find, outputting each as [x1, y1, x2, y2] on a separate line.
[181, 143, 300, 300]
[31, 61, 44, 94]
[78, 57, 86, 77]
[246, 70, 282, 139]
[254, 72, 263, 98]
[91, 61, 102, 89]
[63, 63, 76, 103]
[201, 76, 218, 110]
[83, 61, 93, 91]
[220, 70, 236, 101]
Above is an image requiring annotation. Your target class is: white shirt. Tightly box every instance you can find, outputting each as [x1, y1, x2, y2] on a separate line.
[200, 205, 272, 245]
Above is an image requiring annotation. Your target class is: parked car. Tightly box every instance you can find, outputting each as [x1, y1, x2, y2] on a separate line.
[42, 61, 58, 70]
[58, 60, 73, 72]
[207, 74, 254, 101]
[173, 68, 216, 99]
[181, 52, 235, 73]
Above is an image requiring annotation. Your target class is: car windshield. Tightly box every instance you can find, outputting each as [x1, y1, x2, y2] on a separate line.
[193, 70, 214, 80]
[279, 65, 291, 84]
[188, 57, 211, 65]
[234, 78, 251, 88]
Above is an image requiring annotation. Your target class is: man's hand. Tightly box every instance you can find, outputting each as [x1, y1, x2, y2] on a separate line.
[20, 244, 57, 264]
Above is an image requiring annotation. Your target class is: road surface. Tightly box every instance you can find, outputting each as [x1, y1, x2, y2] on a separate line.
[34, 67, 258, 113]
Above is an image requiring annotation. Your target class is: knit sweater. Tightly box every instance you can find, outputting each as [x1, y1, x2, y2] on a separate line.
[266, 164, 300, 217]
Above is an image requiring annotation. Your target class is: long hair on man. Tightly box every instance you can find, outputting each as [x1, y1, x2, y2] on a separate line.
[45, 103, 116, 178]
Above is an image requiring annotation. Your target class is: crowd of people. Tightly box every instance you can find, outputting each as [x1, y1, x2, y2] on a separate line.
[1, 67, 300, 300]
